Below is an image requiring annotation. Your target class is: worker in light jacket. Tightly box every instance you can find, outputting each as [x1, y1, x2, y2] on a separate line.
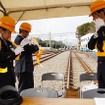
[88, 0, 105, 88]
[14, 22, 39, 93]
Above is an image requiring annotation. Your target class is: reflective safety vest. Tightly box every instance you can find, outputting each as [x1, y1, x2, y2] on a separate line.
[0, 67, 8, 73]
[95, 41, 105, 56]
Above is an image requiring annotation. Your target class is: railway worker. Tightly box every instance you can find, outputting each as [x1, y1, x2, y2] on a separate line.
[14, 22, 39, 93]
[0, 16, 24, 88]
[88, 0, 105, 88]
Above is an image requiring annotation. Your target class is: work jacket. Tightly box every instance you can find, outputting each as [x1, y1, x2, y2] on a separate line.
[88, 36, 105, 56]
[14, 35, 39, 73]
[0, 37, 16, 88]
[88, 26, 105, 57]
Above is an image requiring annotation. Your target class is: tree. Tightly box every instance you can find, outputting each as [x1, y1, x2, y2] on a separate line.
[76, 22, 95, 37]
[35, 38, 67, 49]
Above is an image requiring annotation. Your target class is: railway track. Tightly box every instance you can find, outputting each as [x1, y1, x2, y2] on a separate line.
[32, 50, 97, 98]
[65, 50, 96, 98]
[33, 51, 63, 66]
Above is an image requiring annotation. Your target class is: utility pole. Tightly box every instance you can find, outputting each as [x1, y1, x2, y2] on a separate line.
[49, 32, 51, 49]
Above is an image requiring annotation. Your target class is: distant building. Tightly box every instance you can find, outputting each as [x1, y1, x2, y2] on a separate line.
[80, 33, 93, 51]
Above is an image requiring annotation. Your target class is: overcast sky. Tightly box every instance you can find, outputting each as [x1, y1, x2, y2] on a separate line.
[13, 15, 93, 45]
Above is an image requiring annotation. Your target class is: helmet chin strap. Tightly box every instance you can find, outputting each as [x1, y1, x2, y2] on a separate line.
[95, 12, 101, 17]
[95, 13, 105, 24]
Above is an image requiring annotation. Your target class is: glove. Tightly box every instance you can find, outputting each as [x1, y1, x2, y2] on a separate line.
[31, 38, 39, 45]
[93, 32, 98, 38]
[20, 38, 29, 47]
[14, 45, 24, 55]
[94, 18, 105, 31]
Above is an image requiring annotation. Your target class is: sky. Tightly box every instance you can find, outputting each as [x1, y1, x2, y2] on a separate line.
[12, 15, 93, 46]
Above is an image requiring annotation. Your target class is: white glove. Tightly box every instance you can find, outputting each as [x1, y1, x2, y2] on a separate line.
[93, 32, 98, 38]
[94, 18, 105, 31]
[14, 45, 24, 55]
[20, 38, 29, 47]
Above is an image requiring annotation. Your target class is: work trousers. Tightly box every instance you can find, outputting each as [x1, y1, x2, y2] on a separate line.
[0, 70, 15, 88]
[98, 57, 105, 88]
[16, 72, 34, 93]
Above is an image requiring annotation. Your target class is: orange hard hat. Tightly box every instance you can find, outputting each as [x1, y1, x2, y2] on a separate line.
[89, 0, 105, 16]
[19, 22, 31, 32]
[0, 16, 16, 33]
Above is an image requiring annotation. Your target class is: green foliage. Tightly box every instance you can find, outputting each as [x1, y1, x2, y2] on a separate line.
[36, 37, 67, 49]
[76, 22, 95, 37]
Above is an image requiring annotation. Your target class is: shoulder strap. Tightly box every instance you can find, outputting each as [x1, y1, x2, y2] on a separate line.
[0, 40, 1, 51]
[0, 38, 2, 51]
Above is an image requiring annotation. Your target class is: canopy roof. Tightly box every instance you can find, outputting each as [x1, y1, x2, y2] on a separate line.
[0, 0, 94, 22]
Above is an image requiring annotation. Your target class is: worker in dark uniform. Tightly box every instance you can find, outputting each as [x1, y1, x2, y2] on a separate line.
[14, 22, 39, 93]
[0, 16, 23, 88]
[88, 0, 105, 88]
